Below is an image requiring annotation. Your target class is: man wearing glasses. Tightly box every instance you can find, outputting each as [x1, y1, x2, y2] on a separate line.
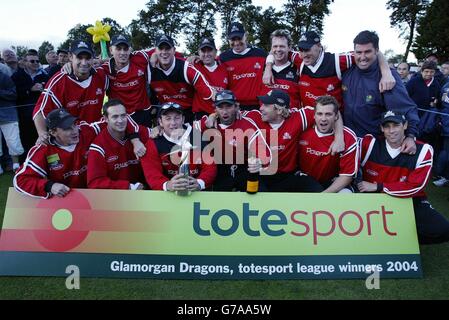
[141, 102, 216, 192]
[11, 51, 49, 160]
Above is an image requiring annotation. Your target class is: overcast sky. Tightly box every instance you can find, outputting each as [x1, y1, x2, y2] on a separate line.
[0, 0, 416, 62]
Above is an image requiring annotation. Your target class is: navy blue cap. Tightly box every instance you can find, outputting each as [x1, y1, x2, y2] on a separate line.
[298, 31, 321, 50]
[228, 22, 245, 40]
[70, 40, 94, 56]
[46, 109, 77, 130]
[257, 89, 290, 108]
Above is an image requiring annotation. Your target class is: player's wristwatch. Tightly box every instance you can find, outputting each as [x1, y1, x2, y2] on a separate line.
[406, 134, 416, 141]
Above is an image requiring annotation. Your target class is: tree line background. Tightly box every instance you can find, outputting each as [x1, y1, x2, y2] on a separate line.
[11, 0, 449, 64]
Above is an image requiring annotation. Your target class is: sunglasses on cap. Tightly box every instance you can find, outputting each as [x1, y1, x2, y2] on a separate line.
[160, 102, 182, 110]
[215, 91, 235, 102]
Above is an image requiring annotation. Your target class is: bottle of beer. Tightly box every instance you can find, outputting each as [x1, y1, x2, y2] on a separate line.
[246, 155, 259, 194]
[176, 162, 191, 197]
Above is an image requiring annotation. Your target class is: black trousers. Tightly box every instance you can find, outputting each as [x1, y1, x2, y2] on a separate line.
[130, 109, 154, 127]
[261, 172, 324, 192]
[414, 197, 449, 245]
[213, 165, 267, 192]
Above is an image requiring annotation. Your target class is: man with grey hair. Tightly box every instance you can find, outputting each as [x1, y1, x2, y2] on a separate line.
[44, 50, 58, 74]
[1, 49, 18, 76]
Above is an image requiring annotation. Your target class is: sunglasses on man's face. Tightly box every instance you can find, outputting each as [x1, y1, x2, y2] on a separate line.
[28, 60, 39, 63]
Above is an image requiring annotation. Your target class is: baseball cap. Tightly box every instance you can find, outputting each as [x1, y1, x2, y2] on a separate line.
[46, 109, 77, 130]
[156, 35, 175, 48]
[111, 34, 131, 47]
[158, 102, 183, 118]
[228, 22, 245, 40]
[199, 37, 216, 50]
[70, 40, 94, 57]
[381, 110, 406, 125]
[215, 90, 236, 106]
[298, 31, 321, 50]
[257, 89, 290, 108]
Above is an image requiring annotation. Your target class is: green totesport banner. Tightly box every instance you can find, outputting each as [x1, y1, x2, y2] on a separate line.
[0, 188, 422, 279]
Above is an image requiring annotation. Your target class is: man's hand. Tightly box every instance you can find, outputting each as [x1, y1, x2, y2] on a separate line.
[186, 176, 201, 191]
[205, 113, 218, 129]
[36, 132, 50, 146]
[186, 55, 200, 65]
[328, 138, 345, 156]
[167, 174, 189, 191]
[51, 183, 70, 198]
[263, 66, 275, 86]
[61, 62, 72, 74]
[150, 52, 159, 68]
[149, 126, 163, 139]
[31, 83, 44, 92]
[401, 137, 417, 155]
[379, 73, 396, 93]
[248, 157, 262, 174]
[131, 138, 147, 158]
[357, 181, 378, 193]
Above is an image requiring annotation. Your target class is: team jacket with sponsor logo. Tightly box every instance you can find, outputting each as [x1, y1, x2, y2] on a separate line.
[87, 125, 150, 190]
[243, 107, 315, 173]
[360, 135, 433, 198]
[196, 116, 272, 169]
[219, 47, 267, 106]
[103, 50, 152, 114]
[148, 58, 213, 111]
[298, 126, 358, 183]
[193, 62, 229, 114]
[13, 122, 102, 199]
[33, 68, 108, 123]
[260, 62, 301, 108]
[141, 124, 217, 191]
[13, 118, 141, 198]
[291, 51, 353, 109]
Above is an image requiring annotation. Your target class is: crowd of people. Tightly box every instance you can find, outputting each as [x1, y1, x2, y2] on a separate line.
[1, 22, 449, 244]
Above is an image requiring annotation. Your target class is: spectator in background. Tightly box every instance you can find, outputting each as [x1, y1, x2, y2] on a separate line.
[44, 50, 58, 74]
[1, 49, 19, 76]
[0, 69, 24, 173]
[11, 51, 49, 161]
[441, 61, 449, 84]
[46, 49, 69, 78]
[406, 60, 441, 145]
[425, 52, 446, 86]
[397, 62, 411, 84]
[434, 80, 449, 187]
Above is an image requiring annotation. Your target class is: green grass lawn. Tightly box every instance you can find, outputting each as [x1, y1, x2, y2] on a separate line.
[0, 172, 448, 300]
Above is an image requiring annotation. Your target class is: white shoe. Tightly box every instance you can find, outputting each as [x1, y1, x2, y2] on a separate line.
[433, 177, 449, 187]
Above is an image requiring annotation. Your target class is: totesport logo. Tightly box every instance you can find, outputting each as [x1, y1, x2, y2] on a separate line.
[193, 202, 398, 245]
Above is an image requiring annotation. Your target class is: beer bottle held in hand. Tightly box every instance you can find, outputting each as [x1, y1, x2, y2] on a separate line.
[246, 156, 259, 194]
